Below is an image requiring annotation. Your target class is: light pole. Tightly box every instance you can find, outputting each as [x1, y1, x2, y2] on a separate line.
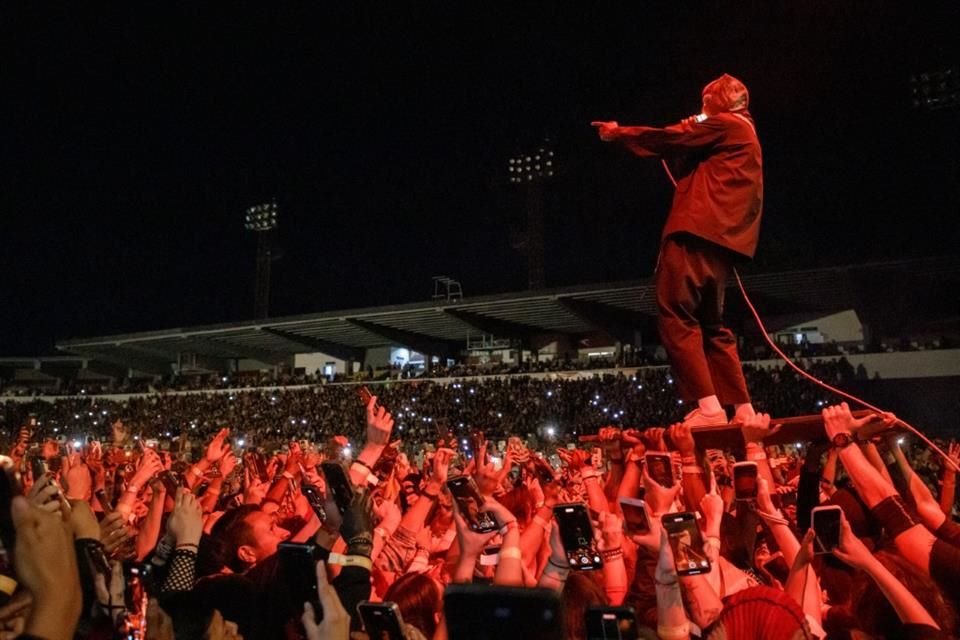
[244, 201, 278, 320]
[507, 142, 555, 290]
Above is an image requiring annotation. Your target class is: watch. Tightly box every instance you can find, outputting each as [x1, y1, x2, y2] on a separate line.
[831, 432, 854, 449]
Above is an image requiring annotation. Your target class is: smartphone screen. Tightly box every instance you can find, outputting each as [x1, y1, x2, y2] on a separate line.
[812, 506, 842, 554]
[357, 601, 405, 640]
[662, 512, 711, 576]
[618, 498, 649, 535]
[444, 585, 562, 640]
[733, 462, 758, 501]
[447, 476, 498, 533]
[585, 606, 639, 640]
[320, 462, 354, 515]
[644, 452, 674, 488]
[29, 456, 48, 481]
[0, 457, 21, 555]
[278, 543, 318, 613]
[553, 503, 603, 571]
[301, 481, 328, 522]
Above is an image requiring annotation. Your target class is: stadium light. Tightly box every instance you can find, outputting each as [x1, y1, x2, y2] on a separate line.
[244, 201, 279, 319]
[244, 202, 279, 231]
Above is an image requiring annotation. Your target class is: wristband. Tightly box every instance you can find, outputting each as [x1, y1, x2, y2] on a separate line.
[188, 466, 203, 478]
[352, 459, 373, 473]
[746, 451, 767, 461]
[351, 463, 379, 486]
[499, 547, 522, 561]
[682, 465, 703, 474]
[422, 487, 440, 500]
[281, 470, 295, 481]
[327, 553, 373, 571]
[681, 456, 697, 465]
[601, 547, 623, 562]
[580, 469, 600, 481]
[126, 483, 139, 494]
[532, 515, 551, 530]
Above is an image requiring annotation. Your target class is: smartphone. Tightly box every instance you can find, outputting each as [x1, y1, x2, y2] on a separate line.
[29, 455, 48, 481]
[358, 385, 375, 407]
[553, 503, 603, 571]
[95, 488, 114, 514]
[444, 585, 562, 640]
[618, 497, 649, 535]
[447, 476, 499, 533]
[662, 511, 711, 576]
[320, 462, 354, 515]
[301, 480, 328, 522]
[585, 606, 639, 640]
[644, 452, 674, 488]
[732, 461, 758, 501]
[811, 505, 842, 554]
[357, 601, 405, 640]
[278, 542, 319, 614]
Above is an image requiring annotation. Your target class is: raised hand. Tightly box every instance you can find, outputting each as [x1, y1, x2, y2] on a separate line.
[365, 396, 394, 447]
[166, 489, 203, 547]
[204, 428, 231, 463]
[667, 422, 697, 457]
[832, 514, 875, 570]
[557, 447, 592, 471]
[641, 468, 681, 518]
[26, 474, 63, 515]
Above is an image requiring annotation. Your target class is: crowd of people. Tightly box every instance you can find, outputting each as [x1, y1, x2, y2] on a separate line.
[0, 361, 860, 456]
[1, 359, 959, 639]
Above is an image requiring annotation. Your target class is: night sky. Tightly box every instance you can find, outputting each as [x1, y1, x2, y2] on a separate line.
[2, 2, 959, 355]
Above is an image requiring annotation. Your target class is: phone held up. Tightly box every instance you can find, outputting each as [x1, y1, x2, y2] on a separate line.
[585, 606, 640, 640]
[644, 452, 675, 488]
[662, 511, 711, 576]
[444, 585, 562, 640]
[617, 497, 649, 535]
[446, 476, 499, 534]
[357, 601, 405, 640]
[732, 461, 758, 502]
[320, 462, 354, 516]
[553, 502, 603, 571]
[811, 505, 842, 554]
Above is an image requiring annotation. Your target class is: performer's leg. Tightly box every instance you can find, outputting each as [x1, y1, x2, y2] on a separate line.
[655, 236, 717, 404]
[698, 245, 752, 409]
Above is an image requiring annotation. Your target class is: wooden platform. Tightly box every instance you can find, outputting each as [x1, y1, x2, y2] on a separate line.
[579, 410, 877, 449]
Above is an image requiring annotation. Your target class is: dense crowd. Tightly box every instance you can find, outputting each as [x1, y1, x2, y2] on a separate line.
[1, 358, 959, 639]
[0, 361, 857, 455]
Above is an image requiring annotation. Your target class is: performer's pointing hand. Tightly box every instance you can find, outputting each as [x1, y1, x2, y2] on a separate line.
[591, 120, 619, 141]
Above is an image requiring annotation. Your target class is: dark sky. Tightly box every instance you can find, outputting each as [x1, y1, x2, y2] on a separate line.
[2, 2, 959, 355]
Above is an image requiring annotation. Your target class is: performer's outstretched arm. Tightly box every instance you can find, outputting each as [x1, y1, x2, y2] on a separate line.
[593, 119, 726, 158]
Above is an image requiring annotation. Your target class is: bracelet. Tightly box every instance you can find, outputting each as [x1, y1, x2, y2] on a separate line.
[126, 483, 139, 494]
[547, 558, 569, 570]
[682, 465, 703, 474]
[352, 459, 373, 472]
[705, 535, 721, 546]
[422, 488, 440, 500]
[532, 515, 551, 530]
[681, 456, 697, 465]
[500, 547, 522, 560]
[499, 520, 519, 535]
[746, 451, 767, 461]
[188, 466, 203, 478]
[176, 543, 199, 549]
[601, 547, 623, 562]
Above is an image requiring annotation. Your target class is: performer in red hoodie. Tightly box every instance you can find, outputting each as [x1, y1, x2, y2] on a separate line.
[593, 73, 761, 428]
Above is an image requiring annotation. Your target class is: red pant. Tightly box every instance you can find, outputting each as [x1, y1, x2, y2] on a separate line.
[655, 234, 750, 405]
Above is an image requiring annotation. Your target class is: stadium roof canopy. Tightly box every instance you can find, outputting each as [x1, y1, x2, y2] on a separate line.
[56, 256, 960, 373]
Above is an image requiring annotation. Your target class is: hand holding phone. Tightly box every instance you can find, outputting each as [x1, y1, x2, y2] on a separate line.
[732, 461, 758, 502]
[585, 606, 639, 640]
[447, 476, 498, 533]
[662, 511, 710, 576]
[617, 497, 649, 535]
[357, 601, 405, 639]
[320, 462, 354, 516]
[811, 505, 842, 554]
[553, 503, 603, 571]
[644, 452, 675, 488]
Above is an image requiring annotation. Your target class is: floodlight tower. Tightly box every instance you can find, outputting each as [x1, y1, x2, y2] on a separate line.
[244, 201, 278, 320]
[507, 141, 555, 290]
